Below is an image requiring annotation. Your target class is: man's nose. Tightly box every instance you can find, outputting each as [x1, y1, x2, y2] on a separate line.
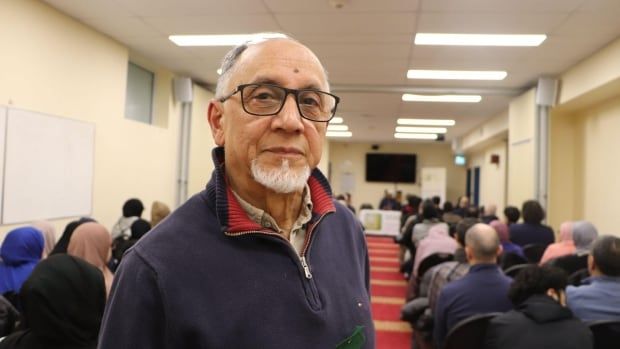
[273, 94, 304, 131]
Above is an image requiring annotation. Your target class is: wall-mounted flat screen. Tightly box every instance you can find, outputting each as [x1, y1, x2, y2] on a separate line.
[366, 153, 416, 183]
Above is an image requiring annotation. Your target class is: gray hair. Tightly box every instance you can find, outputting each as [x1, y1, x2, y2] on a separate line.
[214, 34, 329, 98]
[465, 223, 500, 261]
[573, 220, 598, 255]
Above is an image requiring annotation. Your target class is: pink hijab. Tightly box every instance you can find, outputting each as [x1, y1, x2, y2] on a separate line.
[540, 221, 576, 265]
[32, 220, 57, 258]
[413, 225, 458, 277]
[67, 222, 114, 296]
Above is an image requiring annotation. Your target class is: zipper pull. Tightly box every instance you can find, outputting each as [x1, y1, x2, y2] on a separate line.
[300, 256, 313, 279]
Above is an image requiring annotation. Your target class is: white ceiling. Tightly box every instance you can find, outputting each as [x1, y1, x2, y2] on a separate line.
[43, 0, 620, 143]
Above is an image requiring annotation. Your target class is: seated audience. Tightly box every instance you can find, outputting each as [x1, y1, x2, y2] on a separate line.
[0, 227, 44, 295]
[412, 199, 448, 247]
[441, 201, 461, 225]
[483, 265, 593, 349]
[0, 254, 106, 349]
[547, 221, 598, 275]
[452, 196, 470, 217]
[540, 221, 575, 265]
[490, 220, 524, 258]
[567, 235, 620, 321]
[32, 221, 57, 258]
[509, 200, 554, 247]
[427, 218, 478, 311]
[344, 193, 356, 214]
[150, 201, 171, 227]
[111, 219, 152, 270]
[503, 206, 520, 225]
[110, 198, 144, 240]
[433, 223, 513, 348]
[412, 225, 458, 278]
[431, 196, 443, 215]
[49, 217, 96, 255]
[481, 204, 499, 224]
[67, 222, 114, 296]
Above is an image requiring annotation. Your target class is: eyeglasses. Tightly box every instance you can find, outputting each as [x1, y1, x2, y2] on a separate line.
[218, 83, 340, 122]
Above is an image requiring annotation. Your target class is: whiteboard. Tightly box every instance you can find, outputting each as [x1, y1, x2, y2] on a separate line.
[0, 106, 6, 218]
[2, 107, 95, 224]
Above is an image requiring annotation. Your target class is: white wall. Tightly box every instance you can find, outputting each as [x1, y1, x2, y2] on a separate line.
[467, 141, 507, 214]
[188, 85, 217, 197]
[329, 141, 466, 210]
[0, 0, 213, 240]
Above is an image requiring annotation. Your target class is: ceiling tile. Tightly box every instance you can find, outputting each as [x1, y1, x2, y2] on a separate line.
[577, 0, 620, 14]
[82, 17, 164, 39]
[420, 0, 583, 13]
[417, 12, 569, 33]
[264, 0, 420, 13]
[43, 0, 131, 19]
[275, 13, 416, 34]
[142, 15, 281, 35]
[121, 0, 269, 16]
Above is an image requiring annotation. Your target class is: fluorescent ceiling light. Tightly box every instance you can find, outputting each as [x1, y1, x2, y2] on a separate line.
[330, 117, 344, 124]
[402, 94, 481, 103]
[397, 118, 456, 126]
[407, 69, 507, 80]
[327, 125, 349, 131]
[326, 131, 352, 138]
[395, 126, 447, 134]
[394, 133, 438, 140]
[169, 33, 287, 46]
[415, 33, 546, 47]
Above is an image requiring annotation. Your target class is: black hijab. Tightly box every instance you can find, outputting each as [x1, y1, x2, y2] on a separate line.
[0, 254, 106, 349]
[130, 218, 151, 240]
[49, 217, 95, 255]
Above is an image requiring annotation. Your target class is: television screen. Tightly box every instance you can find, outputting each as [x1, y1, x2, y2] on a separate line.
[366, 153, 416, 183]
[455, 154, 466, 166]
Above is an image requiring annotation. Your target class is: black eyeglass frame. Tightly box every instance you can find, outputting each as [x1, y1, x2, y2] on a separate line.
[218, 83, 340, 122]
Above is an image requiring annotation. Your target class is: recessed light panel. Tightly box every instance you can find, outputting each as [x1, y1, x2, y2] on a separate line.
[414, 33, 546, 47]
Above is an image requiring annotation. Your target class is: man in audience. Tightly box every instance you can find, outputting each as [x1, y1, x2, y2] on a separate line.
[547, 220, 598, 275]
[433, 223, 513, 348]
[509, 200, 554, 247]
[503, 206, 520, 225]
[567, 235, 620, 321]
[98, 36, 375, 348]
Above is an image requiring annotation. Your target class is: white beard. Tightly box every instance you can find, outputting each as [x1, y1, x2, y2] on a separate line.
[251, 158, 311, 194]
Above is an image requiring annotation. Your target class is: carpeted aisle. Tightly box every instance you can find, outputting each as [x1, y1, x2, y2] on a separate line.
[367, 235, 412, 349]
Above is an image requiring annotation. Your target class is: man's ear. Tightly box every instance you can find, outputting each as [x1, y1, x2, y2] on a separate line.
[208, 100, 225, 146]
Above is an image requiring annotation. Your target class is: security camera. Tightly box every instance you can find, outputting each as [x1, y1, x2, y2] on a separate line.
[371, 144, 380, 150]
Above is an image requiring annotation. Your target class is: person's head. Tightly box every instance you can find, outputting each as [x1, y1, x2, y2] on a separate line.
[421, 199, 439, 220]
[489, 220, 510, 243]
[503, 206, 520, 224]
[589, 235, 620, 277]
[67, 222, 112, 271]
[558, 221, 573, 242]
[122, 198, 144, 218]
[443, 201, 453, 212]
[455, 218, 480, 246]
[465, 223, 502, 264]
[432, 196, 441, 207]
[456, 196, 469, 208]
[345, 192, 352, 204]
[521, 200, 545, 224]
[32, 221, 57, 258]
[407, 195, 422, 210]
[19, 254, 106, 347]
[572, 220, 598, 254]
[209, 36, 334, 195]
[508, 265, 568, 306]
[465, 206, 480, 218]
[484, 204, 497, 216]
[0, 227, 44, 265]
[150, 201, 171, 227]
[130, 219, 152, 240]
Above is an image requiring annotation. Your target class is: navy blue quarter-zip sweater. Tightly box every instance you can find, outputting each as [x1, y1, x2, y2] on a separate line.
[98, 147, 375, 349]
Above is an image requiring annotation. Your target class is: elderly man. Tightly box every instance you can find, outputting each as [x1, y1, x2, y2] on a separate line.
[433, 223, 513, 348]
[98, 37, 375, 348]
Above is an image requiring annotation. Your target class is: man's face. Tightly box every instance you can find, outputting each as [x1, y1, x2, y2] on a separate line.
[209, 40, 328, 193]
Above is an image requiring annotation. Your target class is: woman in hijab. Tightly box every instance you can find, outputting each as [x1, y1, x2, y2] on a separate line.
[49, 217, 96, 255]
[67, 222, 114, 296]
[0, 254, 106, 349]
[540, 221, 576, 265]
[150, 201, 171, 227]
[32, 221, 57, 258]
[491, 220, 525, 258]
[0, 227, 44, 295]
[547, 221, 598, 275]
[412, 224, 458, 278]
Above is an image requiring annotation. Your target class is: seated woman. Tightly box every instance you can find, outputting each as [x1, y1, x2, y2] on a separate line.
[483, 265, 592, 349]
[0, 227, 44, 295]
[411, 199, 449, 247]
[540, 221, 575, 265]
[0, 254, 106, 349]
[67, 222, 114, 296]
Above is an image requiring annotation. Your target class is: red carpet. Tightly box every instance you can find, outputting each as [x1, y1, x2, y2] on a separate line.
[367, 235, 412, 349]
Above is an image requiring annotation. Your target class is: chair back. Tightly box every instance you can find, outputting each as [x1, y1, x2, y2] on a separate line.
[522, 243, 546, 263]
[499, 252, 528, 271]
[418, 253, 454, 278]
[443, 313, 500, 349]
[589, 320, 620, 349]
[504, 263, 530, 278]
[567, 268, 589, 286]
